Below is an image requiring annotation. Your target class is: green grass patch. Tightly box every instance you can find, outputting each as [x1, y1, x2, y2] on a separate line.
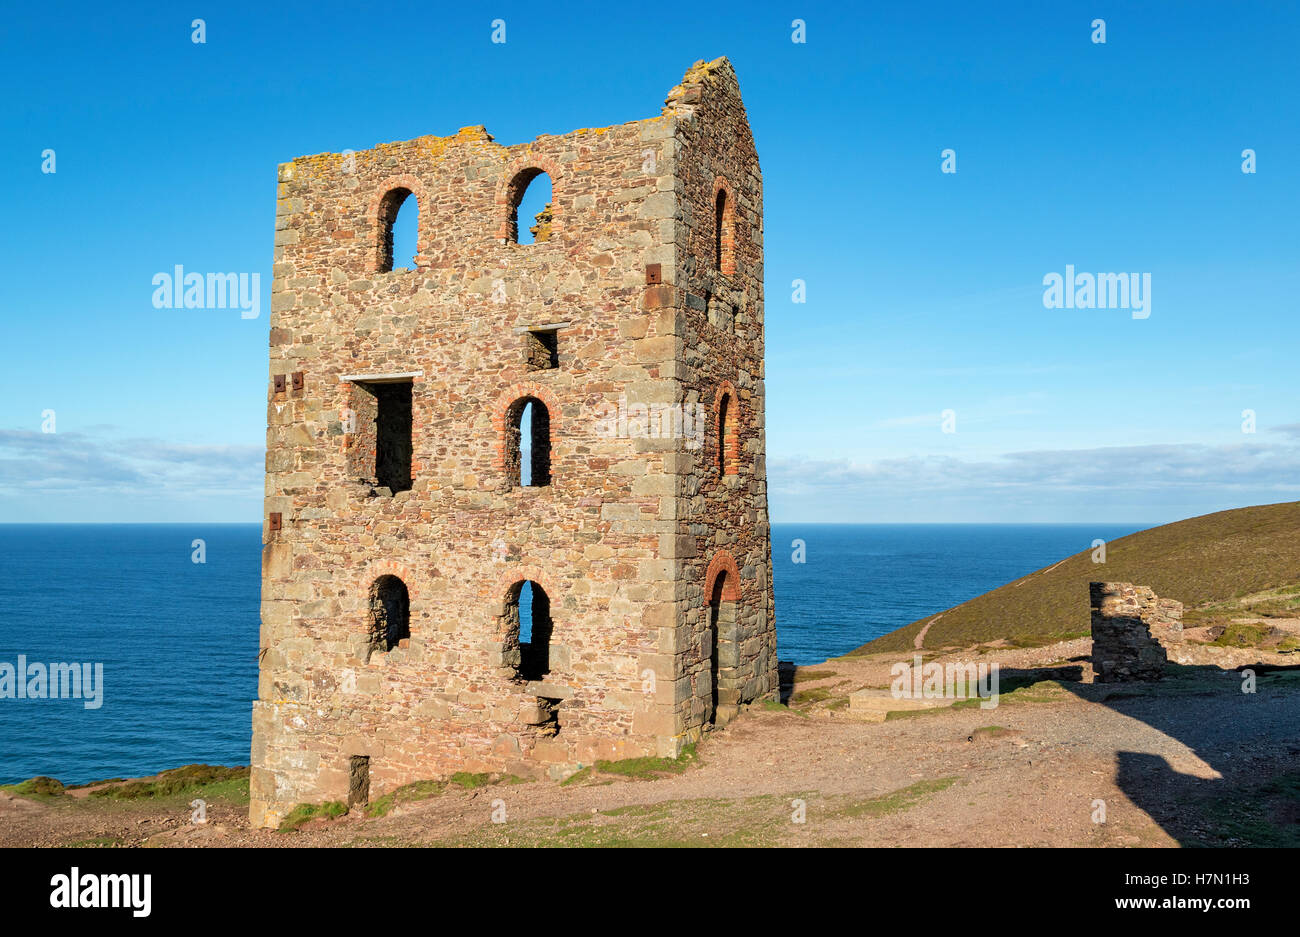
[1185, 771, 1300, 847]
[365, 772, 531, 817]
[2, 776, 66, 799]
[564, 745, 700, 785]
[87, 765, 249, 802]
[885, 679, 1069, 718]
[1211, 622, 1274, 648]
[790, 687, 832, 705]
[447, 772, 494, 790]
[590, 744, 698, 781]
[884, 706, 949, 720]
[277, 800, 347, 832]
[365, 779, 446, 818]
[430, 791, 798, 848]
[955, 678, 1069, 708]
[839, 777, 958, 819]
[760, 699, 808, 717]
[59, 837, 123, 848]
[791, 669, 837, 683]
[560, 766, 594, 787]
[599, 803, 668, 818]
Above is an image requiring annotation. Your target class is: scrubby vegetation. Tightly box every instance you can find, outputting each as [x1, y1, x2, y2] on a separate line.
[2, 776, 66, 798]
[1183, 585, 1300, 651]
[855, 501, 1300, 652]
[3, 765, 249, 803]
[87, 765, 248, 800]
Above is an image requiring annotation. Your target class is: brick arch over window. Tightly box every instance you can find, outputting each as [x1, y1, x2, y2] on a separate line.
[496, 155, 564, 242]
[713, 176, 737, 277]
[490, 382, 562, 477]
[356, 560, 419, 660]
[703, 550, 741, 605]
[485, 565, 558, 620]
[358, 559, 421, 601]
[713, 381, 740, 476]
[366, 174, 429, 273]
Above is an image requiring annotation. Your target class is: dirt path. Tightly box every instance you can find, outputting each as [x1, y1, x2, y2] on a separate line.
[4, 641, 1297, 847]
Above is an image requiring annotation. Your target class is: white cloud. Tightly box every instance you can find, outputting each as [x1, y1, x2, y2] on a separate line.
[769, 439, 1300, 522]
[0, 429, 261, 499]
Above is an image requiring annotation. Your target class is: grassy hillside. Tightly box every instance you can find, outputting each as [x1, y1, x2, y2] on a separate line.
[850, 501, 1300, 655]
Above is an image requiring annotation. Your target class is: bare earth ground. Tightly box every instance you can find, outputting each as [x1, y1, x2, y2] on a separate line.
[4, 639, 1298, 848]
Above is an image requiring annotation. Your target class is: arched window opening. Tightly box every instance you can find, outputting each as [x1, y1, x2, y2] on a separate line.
[505, 397, 551, 487]
[706, 571, 737, 727]
[377, 187, 418, 272]
[502, 579, 560, 734]
[716, 391, 735, 475]
[369, 575, 410, 653]
[507, 169, 553, 245]
[512, 580, 553, 681]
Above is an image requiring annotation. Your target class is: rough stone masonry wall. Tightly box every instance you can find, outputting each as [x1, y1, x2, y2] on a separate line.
[250, 58, 774, 827]
[661, 60, 776, 739]
[1090, 581, 1184, 682]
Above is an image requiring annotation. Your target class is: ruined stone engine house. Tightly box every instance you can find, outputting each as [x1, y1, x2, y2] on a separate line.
[250, 58, 776, 827]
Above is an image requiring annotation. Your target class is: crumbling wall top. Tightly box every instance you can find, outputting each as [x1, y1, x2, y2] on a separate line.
[1090, 581, 1184, 682]
[663, 56, 740, 115]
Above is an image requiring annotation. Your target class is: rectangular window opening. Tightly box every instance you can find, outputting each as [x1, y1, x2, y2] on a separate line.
[348, 755, 370, 808]
[349, 380, 413, 495]
[523, 329, 559, 371]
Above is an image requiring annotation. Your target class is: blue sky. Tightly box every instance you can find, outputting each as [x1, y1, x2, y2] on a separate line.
[1, 0, 1297, 523]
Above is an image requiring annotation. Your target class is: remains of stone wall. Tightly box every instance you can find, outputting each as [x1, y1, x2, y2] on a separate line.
[1090, 582, 1184, 682]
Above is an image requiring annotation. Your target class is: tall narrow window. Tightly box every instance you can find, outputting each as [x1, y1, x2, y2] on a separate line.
[716, 392, 731, 474]
[706, 571, 737, 726]
[349, 380, 413, 494]
[377, 187, 418, 272]
[369, 575, 410, 653]
[502, 579, 560, 735]
[505, 396, 551, 487]
[713, 189, 727, 271]
[514, 580, 553, 681]
[506, 169, 553, 244]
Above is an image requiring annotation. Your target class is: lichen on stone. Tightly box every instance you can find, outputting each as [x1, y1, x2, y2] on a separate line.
[529, 203, 553, 243]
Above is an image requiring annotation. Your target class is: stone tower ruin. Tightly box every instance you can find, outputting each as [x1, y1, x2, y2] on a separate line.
[250, 57, 775, 828]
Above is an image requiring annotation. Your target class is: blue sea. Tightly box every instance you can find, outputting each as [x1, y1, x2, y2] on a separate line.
[0, 522, 1141, 785]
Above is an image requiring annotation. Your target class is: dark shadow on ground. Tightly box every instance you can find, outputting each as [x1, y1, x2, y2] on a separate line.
[992, 657, 1300, 846]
